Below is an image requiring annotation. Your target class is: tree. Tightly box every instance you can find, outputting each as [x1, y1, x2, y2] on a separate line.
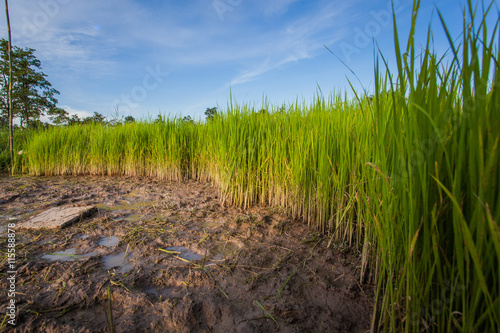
[124, 115, 135, 123]
[0, 38, 64, 127]
[182, 115, 194, 124]
[154, 114, 164, 124]
[67, 114, 82, 125]
[48, 107, 70, 125]
[4, 0, 13, 173]
[205, 107, 218, 121]
[82, 112, 106, 124]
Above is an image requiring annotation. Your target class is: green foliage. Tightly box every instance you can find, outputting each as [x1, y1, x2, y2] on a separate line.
[57, 112, 108, 126]
[124, 115, 135, 123]
[47, 107, 69, 125]
[1, 127, 35, 172]
[0, 129, 8, 171]
[82, 112, 106, 125]
[67, 114, 82, 125]
[204, 107, 218, 121]
[19, 119, 196, 179]
[154, 114, 165, 124]
[0, 39, 62, 127]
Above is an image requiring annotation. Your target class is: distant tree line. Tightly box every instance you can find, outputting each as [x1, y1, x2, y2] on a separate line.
[61, 112, 136, 127]
[0, 39, 139, 129]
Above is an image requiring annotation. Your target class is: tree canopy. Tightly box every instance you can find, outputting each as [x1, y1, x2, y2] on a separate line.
[0, 38, 66, 128]
[205, 107, 218, 121]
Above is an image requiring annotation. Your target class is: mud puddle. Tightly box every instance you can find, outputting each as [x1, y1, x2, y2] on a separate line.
[99, 235, 120, 247]
[41, 248, 80, 262]
[164, 246, 203, 261]
[102, 252, 134, 272]
[0, 175, 373, 332]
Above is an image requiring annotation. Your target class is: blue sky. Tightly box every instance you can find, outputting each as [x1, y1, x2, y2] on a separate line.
[1, 0, 498, 121]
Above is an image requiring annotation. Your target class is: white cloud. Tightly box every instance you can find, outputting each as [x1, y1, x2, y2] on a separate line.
[39, 105, 91, 124]
[61, 105, 93, 119]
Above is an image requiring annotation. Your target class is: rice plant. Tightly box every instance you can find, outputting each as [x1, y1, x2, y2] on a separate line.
[14, 0, 500, 331]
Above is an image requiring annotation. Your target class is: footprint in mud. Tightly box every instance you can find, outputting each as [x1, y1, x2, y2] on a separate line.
[210, 242, 239, 260]
[41, 248, 96, 262]
[144, 287, 174, 299]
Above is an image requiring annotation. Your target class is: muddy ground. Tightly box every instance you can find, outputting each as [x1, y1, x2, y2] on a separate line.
[0, 175, 373, 332]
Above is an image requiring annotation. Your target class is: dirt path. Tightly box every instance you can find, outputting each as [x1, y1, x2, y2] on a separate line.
[0, 175, 373, 332]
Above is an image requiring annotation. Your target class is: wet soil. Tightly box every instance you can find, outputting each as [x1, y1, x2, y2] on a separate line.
[0, 175, 373, 332]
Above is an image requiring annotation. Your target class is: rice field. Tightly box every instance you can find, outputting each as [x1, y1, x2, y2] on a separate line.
[8, 1, 500, 332]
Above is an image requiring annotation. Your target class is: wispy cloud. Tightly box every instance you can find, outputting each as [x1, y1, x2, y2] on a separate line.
[261, 0, 303, 16]
[225, 2, 352, 87]
[6, 1, 127, 77]
[3, 0, 349, 79]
